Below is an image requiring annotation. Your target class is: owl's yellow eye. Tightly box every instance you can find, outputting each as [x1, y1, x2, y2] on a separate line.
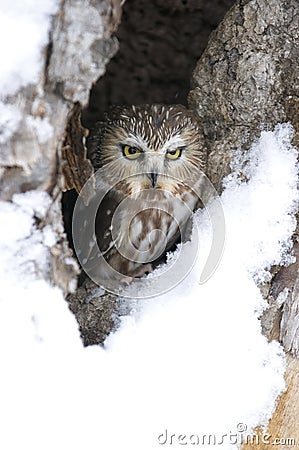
[166, 148, 182, 160]
[122, 145, 142, 159]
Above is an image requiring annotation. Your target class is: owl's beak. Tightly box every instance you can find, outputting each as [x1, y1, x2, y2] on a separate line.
[149, 171, 158, 188]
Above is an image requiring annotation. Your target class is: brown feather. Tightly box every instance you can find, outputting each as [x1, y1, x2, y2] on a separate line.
[85, 104, 207, 284]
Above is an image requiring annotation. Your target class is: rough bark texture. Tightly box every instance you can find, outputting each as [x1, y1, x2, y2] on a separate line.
[82, 0, 235, 128]
[187, 0, 299, 442]
[67, 281, 118, 346]
[47, 0, 120, 106]
[61, 103, 95, 203]
[69, 0, 299, 355]
[68, 0, 237, 345]
[243, 355, 299, 450]
[189, 0, 299, 190]
[273, 243, 299, 356]
[0, 0, 122, 291]
[189, 0, 299, 356]
[1, 0, 298, 440]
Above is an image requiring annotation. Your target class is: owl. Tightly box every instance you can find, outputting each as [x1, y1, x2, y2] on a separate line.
[81, 104, 207, 288]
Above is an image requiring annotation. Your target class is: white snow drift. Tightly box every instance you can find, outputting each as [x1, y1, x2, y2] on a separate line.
[0, 124, 297, 450]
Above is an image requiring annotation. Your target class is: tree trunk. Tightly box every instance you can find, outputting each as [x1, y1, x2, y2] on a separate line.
[189, 0, 299, 443]
[0, 0, 122, 291]
[1, 0, 298, 443]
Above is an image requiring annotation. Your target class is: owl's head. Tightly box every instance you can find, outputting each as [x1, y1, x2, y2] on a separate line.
[89, 104, 207, 194]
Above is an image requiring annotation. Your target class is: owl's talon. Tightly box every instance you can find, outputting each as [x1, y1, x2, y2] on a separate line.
[120, 276, 133, 285]
[129, 263, 153, 279]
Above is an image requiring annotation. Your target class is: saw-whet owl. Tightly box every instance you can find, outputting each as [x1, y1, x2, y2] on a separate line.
[85, 104, 207, 285]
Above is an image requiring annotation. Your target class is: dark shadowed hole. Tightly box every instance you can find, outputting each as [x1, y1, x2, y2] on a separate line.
[81, 0, 235, 129]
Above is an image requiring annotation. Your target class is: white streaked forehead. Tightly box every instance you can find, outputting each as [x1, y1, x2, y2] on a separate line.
[123, 133, 150, 153]
[122, 132, 186, 153]
[160, 134, 186, 152]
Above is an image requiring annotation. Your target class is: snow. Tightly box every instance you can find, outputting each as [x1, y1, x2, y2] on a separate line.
[0, 0, 59, 98]
[0, 102, 21, 144]
[0, 3, 298, 448]
[12, 190, 52, 219]
[0, 1, 58, 146]
[0, 192, 53, 287]
[0, 124, 298, 450]
[223, 125, 297, 282]
[26, 116, 54, 144]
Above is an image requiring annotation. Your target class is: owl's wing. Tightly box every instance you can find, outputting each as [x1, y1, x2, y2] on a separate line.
[74, 184, 124, 279]
[94, 187, 124, 255]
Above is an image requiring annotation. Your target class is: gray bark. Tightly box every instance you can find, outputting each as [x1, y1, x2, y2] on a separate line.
[272, 243, 299, 356]
[189, 0, 299, 190]
[189, 0, 299, 355]
[69, 0, 299, 350]
[48, 0, 120, 105]
[2, 0, 298, 354]
[83, 0, 236, 127]
[0, 0, 122, 291]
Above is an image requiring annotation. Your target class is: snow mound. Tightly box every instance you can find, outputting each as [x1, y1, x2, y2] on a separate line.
[0, 1, 59, 98]
[0, 124, 297, 450]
